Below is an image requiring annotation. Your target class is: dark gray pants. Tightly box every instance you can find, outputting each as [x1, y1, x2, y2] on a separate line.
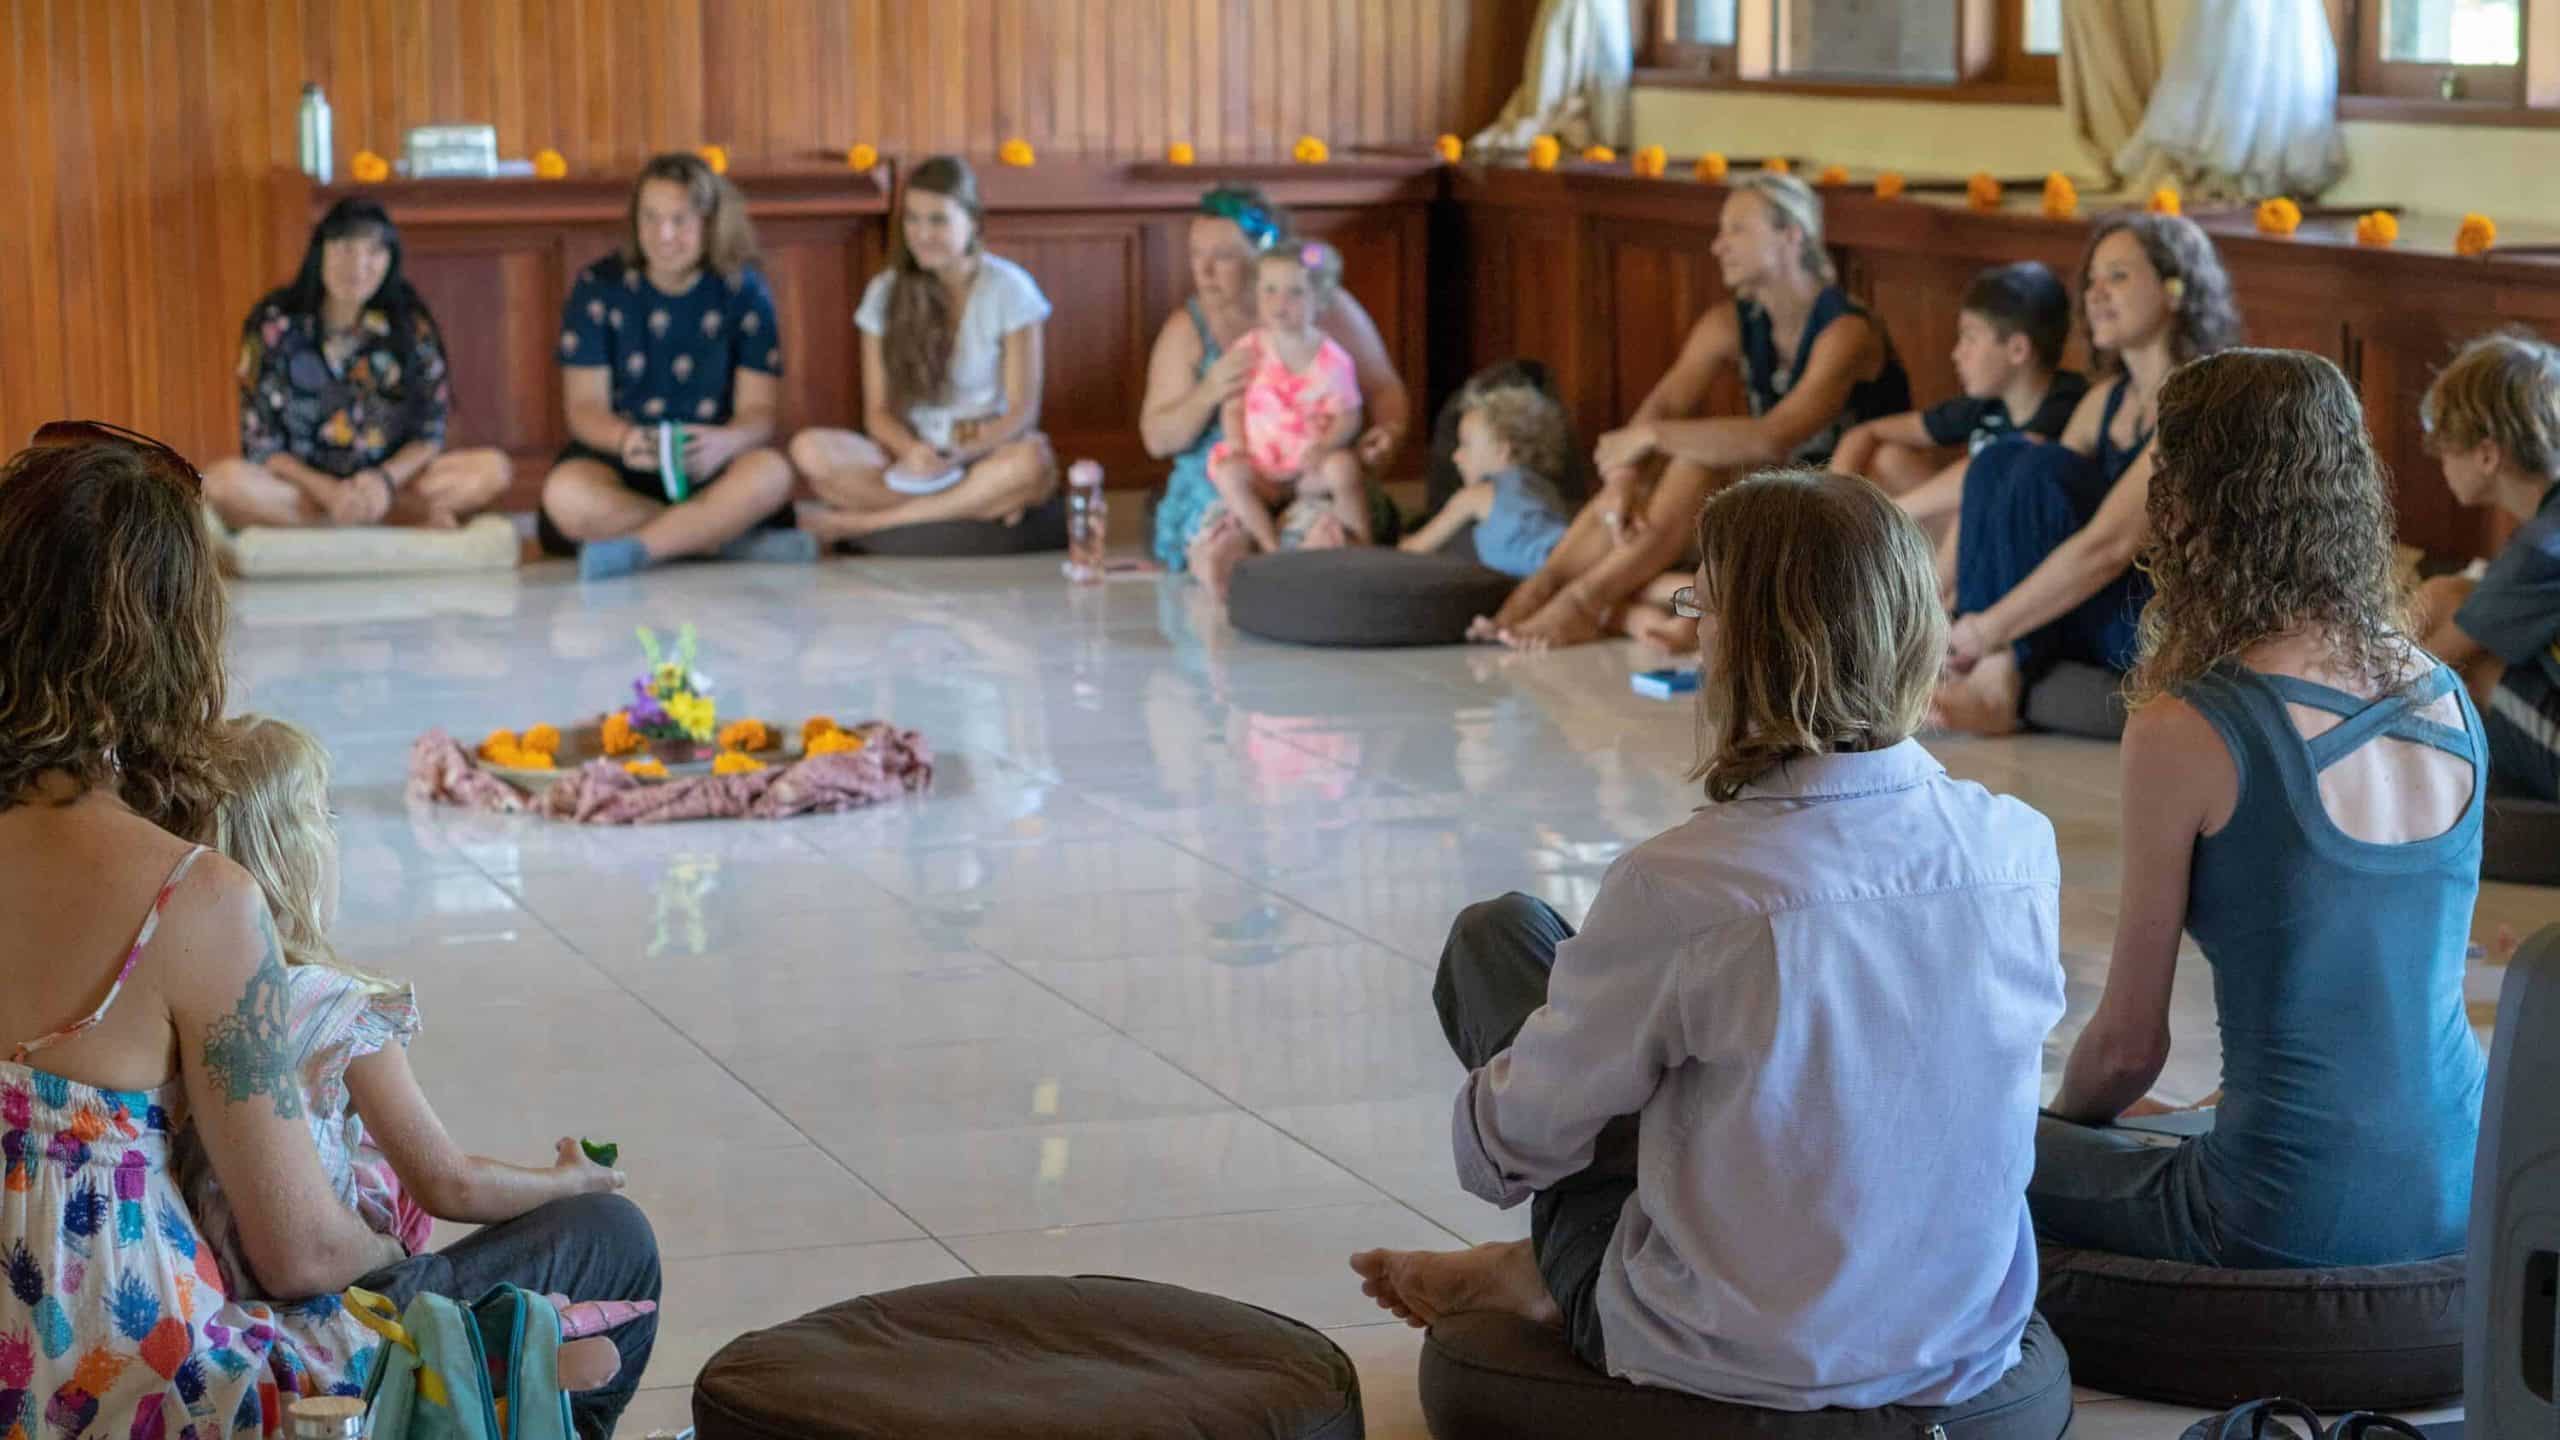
[357, 1192, 662, 1440]
[1432, 892, 1639, 1373]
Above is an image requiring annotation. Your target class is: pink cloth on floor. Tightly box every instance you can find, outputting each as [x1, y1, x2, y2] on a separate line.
[406, 725, 934, 823]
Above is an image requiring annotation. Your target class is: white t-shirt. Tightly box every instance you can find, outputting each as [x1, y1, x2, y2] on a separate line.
[855, 253, 1052, 449]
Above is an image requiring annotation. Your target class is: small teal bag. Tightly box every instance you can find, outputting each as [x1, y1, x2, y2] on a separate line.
[348, 1284, 575, 1440]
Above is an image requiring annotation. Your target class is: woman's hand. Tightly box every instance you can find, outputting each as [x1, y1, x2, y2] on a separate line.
[1593, 423, 1658, 479]
[890, 440, 952, 478]
[552, 1137, 627, 1196]
[618, 425, 660, 473]
[1945, 613, 1995, 676]
[1200, 344, 1254, 407]
[1355, 423, 1403, 470]
[1592, 470, 1651, 548]
[329, 469, 394, 526]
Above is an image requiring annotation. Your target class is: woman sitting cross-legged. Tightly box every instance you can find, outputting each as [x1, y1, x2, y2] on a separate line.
[1351, 469, 2064, 1410]
[2034, 350, 2488, 1269]
[792, 155, 1058, 544]
[540, 152, 812, 581]
[1479, 174, 1912, 652]
[204, 198, 511, 531]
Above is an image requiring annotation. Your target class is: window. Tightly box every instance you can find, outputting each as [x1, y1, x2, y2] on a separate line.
[2343, 0, 2529, 106]
[1643, 0, 2058, 100]
[2382, 0, 2522, 63]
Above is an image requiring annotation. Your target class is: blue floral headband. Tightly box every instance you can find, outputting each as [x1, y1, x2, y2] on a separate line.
[1200, 188, 1281, 251]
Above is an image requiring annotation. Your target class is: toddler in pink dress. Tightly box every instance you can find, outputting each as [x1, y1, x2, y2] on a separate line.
[1194, 241, 1368, 600]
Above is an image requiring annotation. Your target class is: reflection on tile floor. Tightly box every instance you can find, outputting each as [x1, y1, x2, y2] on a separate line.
[236, 555, 2554, 1435]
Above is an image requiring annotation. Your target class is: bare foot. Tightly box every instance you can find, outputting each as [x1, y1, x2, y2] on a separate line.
[1348, 1241, 1561, 1331]
[558, 1335, 623, 1391]
[1932, 650, 2024, 736]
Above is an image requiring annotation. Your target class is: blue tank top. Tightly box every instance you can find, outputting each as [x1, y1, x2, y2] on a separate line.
[2094, 375, 2152, 485]
[1737, 286, 1912, 467]
[2181, 662, 2489, 1266]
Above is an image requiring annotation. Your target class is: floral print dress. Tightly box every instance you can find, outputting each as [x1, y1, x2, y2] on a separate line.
[1, 850, 384, 1439]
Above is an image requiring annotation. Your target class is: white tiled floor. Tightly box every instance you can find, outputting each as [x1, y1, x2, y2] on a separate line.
[235, 552, 2555, 1437]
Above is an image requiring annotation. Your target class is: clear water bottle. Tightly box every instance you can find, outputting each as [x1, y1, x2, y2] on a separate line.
[286, 1393, 364, 1438]
[1064, 459, 1106, 583]
[298, 83, 333, 184]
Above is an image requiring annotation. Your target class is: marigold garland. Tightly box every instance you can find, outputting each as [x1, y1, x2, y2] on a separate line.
[1291, 135, 1330, 164]
[1965, 173, 2002, 211]
[478, 730, 519, 761]
[1874, 171, 1906, 200]
[2255, 197, 2302, 236]
[1166, 141, 1196, 165]
[2041, 173, 2078, 220]
[2455, 212, 2497, 256]
[846, 143, 880, 171]
[717, 718, 772, 754]
[1435, 134, 1463, 163]
[806, 728, 868, 758]
[350, 150, 391, 184]
[1694, 152, 1728, 181]
[802, 715, 842, 745]
[1631, 145, 1668, 178]
[711, 751, 766, 776]
[1816, 164, 1849, 186]
[522, 723, 561, 755]
[600, 711, 642, 756]
[532, 148, 568, 180]
[1528, 136, 1562, 171]
[623, 758, 669, 779]
[998, 138, 1036, 167]
[2147, 187, 2181, 216]
[1582, 144, 1616, 163]
[1762, 157, 1790, 175]
[2354, 210, 2400, 248]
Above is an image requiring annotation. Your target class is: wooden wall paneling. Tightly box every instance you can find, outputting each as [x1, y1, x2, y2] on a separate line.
[401, 236, 566, 457]
[1590, 218, 1723, 427]
[2350, 289, 2543, 562]
[1853, 249, 1982, 409]
[984, 218, 1152, 478]
[758, 217, 870, 434]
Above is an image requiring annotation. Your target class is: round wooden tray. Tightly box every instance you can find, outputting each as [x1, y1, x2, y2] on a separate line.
[480, 717, 803, 787]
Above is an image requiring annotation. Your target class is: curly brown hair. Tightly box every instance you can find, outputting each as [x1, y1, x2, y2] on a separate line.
[621, 152, 762, 282]
[1688, 470, 1943, 802]
[2079, 213, 2241, 375]
[0, 437, 231, 838]
[1462, 383, 1569, 481]
[2128, 349, 2416, 708]
[883, 155, 985, 418]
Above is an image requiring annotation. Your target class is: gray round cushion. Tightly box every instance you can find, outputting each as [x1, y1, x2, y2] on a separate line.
[841, 493, 1069, 557]
[2485, 794, 2560, 885]
[2023, 663, 2129, 741]
[2038, 1245, 2465, 1410]
[692, 1274, 1363, 1440]
[1417, 1310, 2071, 1440]
[1229, 548, 1518, 648]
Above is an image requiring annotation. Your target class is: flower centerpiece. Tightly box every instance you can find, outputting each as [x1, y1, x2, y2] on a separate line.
[611, 625, 718, 760]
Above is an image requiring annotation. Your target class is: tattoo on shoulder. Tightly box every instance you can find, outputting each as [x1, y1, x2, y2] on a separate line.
[202, 910, 302, 1121]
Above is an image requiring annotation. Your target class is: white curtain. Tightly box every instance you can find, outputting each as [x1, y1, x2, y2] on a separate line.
[2058, 0, 2163, 184]
[1471, 0, 1634, 152]
[2113, 0, 2346, 198]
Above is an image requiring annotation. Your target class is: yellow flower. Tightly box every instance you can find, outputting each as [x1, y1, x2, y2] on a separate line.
[999, 138, 1036, 167]
[350, 150, 391, 184]
[666, 693, 717, 742]
[2456, 212, 2497, 256]
[1292, 135, 1330, 164]
[2148, 187, 2181, 216]
[696, 144, 728, 175]
[1630, 145, 1668, 178]
[802, 715, 842, 745]
[1965, 173, 2002, 211]
[807, 728, 868, 758]
[483, 742, 552, 771]
[711, 751, 766, 776]
[1581, 144, 1615, 163]
[1816, 164, 1849, 187]
[1527, 136, 1561, 171]
[1874, 171, 1906, 200]
[1167, 141, 1196, 165]
[718, 718, 772, 753]
[846, 143, 879, 171]
[1694, 152, 1728, 181]
[2041, 173, 2078, 220]
[1435, 133, 1463, 163]
[2355, 210, 2400, 248]
[600, 711, 642, 756]
[623, 758, 669, 780]
[533, 148, 568, 180]
[477, 730, 520, 763]
[2255, 197, 2302, 236]
[522, 723, 561, 756]
[1762, 157, 1790, 175]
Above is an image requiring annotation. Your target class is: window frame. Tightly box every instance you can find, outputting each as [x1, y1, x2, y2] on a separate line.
[1637, 0, 2060, 104]
[2331, 0, 2560, 124]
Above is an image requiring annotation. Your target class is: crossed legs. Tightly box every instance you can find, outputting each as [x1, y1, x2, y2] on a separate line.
[203, 449, 513, 530]
[790, 428, 1058, 544]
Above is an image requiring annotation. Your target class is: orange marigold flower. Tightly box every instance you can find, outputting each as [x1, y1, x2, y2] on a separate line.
[477, 730, 519, 762]
[1528, 136, 1562, 171]
[1581, 144, 1616, 163]
[350, 150, 391, 184]
[1435, 133, 1463, 163]
[803, 715, 842, 745]
[2148, 187, 2181, 216]
[1291, 135, 1330, 164]
[522, 723, 561, 756]
[1632, 145, 1668, 178]
[807, 728, 868, 758]
[1965, 173, 2002, 211]
[1694, 152, 1728, 181]
[2255, 197, 2303, 235]
[1874, 171, 1906, 200]
[1816, 164, 1850, 186]
[718, 718, 772, 753]
[2354, 210, 2400, 247]
[623, 758, 669, 780]
[998, 138, 1035, 167]
[711, 751, 766, 776]
[1762, 157, 1791, 175]
[533, 148, 568, 181]
[1167, 141, 1196, 165]
[846, 143, 880, 171]
[600, 712, 642, 757]
[2041, 173, 2078, 220]
[695, 144, 728, 175]
[2455, 212, 2497, 256]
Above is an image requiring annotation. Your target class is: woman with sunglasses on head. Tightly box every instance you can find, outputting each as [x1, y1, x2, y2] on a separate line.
[203, 198, 511, 531]
[0, 425, 664, 1437]
[1140, 185, 1414, 570]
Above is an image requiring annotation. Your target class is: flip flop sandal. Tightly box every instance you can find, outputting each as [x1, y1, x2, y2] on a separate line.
[2181, 1397, 2327, 1440]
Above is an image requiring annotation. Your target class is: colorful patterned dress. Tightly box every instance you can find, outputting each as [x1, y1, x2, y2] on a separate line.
[1, 849, 385, 1438]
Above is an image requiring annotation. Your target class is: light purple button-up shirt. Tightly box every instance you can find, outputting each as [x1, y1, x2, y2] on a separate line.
[1455, 740, 2063, 1410]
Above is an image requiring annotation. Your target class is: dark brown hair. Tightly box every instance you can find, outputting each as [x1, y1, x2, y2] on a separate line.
[883, 155, 986, 417]
[2079, 213, 2241, 375]
[1688, 470, 1943, 802]
[0, 439, 231, 838]
[621, 152, 761, 281]
[1962, 261, 2073, 372]
[2129, 349, 2415, 706]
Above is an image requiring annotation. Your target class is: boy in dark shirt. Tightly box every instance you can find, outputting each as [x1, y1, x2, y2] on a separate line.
[1833, 262, 2086, 500]
[2417, 331, 2560, 801]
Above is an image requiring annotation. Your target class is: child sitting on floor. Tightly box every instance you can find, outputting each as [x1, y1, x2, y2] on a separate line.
[1831, 261, 2086, 501]
[2416, 331, 2560, 801]
[1191, 241, 1367, 600]
[1401, 382, 1574, 577]
[176, 716, 650, 1385]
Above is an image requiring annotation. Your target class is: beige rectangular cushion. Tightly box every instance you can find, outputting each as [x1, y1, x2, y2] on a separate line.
[214, 511, 520, 577]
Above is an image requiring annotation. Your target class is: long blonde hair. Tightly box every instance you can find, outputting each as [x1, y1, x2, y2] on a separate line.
[211, 717, 399, 994]
[1727, 173, 1836, 285]
[1688, 470, 1943, 802]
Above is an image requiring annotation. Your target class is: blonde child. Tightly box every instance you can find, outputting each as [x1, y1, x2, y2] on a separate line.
[178, 717, 650, 1384]
[1191, 240, 1366, 599]
[1402, 383, 1574, 580]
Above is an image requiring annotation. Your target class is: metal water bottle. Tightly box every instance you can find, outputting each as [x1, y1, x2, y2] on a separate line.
[1064, 459, 1106, 583]
[298, 83, 333, 184]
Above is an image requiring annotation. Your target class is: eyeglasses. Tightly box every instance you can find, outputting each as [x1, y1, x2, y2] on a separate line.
[28, 420, 204, 493]
[1669, 586, 1703, 620]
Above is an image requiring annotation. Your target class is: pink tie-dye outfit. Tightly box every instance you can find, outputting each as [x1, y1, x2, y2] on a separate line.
[1209, 329, 1362, 483]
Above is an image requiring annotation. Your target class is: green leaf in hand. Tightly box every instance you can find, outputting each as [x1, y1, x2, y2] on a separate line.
[580, 1138, 620, 1168]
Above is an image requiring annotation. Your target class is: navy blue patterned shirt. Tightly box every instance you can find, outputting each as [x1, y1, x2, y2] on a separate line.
[558, 255, 783, 425]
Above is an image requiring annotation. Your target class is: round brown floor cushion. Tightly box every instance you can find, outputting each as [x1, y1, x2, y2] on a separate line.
[2038, 1245, 2465, 1410]
[841, 492, 1069, 557]
[1417, 1310, 2071, 1440]
[691, 1274, 1364, 1440]
[2484, 793, 2560, 885]
[2022, 663, 2129, 741]
[1229, 548, 1519, 648]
